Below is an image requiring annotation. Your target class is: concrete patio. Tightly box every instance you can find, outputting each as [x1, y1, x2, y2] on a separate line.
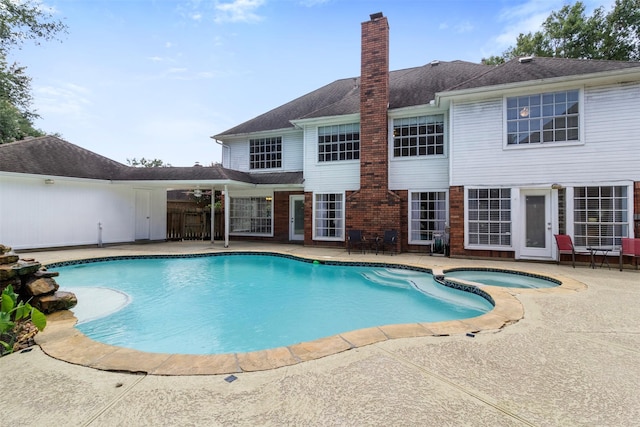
[2, 241, 639, 426]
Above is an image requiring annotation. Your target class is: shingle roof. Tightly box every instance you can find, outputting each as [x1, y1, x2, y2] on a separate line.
[0, 136, 127, 180]
[0, 136, 303, 185]
[447, 56, 640, 91]
[214, 60, 492, 137]
[214, 56, 640, 138]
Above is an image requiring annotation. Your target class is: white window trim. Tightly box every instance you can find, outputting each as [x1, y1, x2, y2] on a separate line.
[315, 122, 361, 165]
[464, 186, 514, 251]
[228, 195, 274, 237]
[407, 189, 449, 245]
[502, 87, 585, 150]
[248, 136, 283, 171]
[390, 113, 448, 160]
[312, 191, 345, 241]
[566, 182, 635, 251]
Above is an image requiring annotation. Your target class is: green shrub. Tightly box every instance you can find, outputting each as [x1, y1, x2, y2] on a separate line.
[0, 285, 46, 355]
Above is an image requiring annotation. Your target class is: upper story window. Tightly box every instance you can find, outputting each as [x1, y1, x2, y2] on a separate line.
[250, 137, 282, 169]
[393, 115, 444, 157]
[506, 89, 579, 145]
[318, 124, 360, 162]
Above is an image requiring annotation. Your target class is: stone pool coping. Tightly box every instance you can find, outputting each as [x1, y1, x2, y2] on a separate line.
[35, 252, 587, 376]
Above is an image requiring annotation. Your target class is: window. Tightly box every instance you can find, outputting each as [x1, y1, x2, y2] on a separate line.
[393, 115, 444, 157]
[506, 90, 579, 145]
[314, 193, 343, 239]
[250, 137, 282, 169]
[318, 124, 360, 162]
[573, 186, 628, 247]
[229, 197, 272, 234]
[410, 192, 447, 243]
[467, 188, 511, 246]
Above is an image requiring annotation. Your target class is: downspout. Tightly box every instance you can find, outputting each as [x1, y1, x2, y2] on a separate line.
[224, 184, 230, 248]
[213, 138, 230, 168]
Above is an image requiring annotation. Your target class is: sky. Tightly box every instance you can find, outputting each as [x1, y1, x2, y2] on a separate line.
[12, 0, 614, 167]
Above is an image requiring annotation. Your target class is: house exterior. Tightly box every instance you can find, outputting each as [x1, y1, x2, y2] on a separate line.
[213, 12, 640, 262]
[0, 136, 302, 250]
[1, 12, 639, 262]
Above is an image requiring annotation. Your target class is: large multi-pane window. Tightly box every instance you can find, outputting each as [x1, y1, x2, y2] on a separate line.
[393, 115, 444, 157]
[573, 186, 628, 247]
[506, 89, 579, 145]
[467, 188, 512, 246]
[318, 124, 360, 162]
[229, 197, 272, 234]
[314, 193, 343, 239]
[410, 191, 447, 243]
[250, 137, 282, 169]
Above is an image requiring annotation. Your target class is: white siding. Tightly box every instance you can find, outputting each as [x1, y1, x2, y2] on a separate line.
[222, 130, 303, 173]
[0, 175, 167, 250]
[389, 112, 450, 190]
[302, 124, 360, 192]
[450, 84, 640, 186]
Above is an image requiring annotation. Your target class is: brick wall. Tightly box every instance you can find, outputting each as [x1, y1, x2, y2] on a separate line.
[343, 13, 403, 251]
[448, 185, 514, 259]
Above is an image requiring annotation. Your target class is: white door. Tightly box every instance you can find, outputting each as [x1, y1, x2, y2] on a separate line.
[289, 195, 305, 241]
[520, 189, 552, 259]
[135, 189, 151, 240]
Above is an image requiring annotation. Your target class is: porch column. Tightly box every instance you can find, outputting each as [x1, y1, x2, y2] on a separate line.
[210, 186, 215, 244]
[224, 184, 230, 248]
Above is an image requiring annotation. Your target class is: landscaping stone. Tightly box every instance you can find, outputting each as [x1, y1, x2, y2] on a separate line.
[35, 291, 78, 314]
[25, 277, 59, 297]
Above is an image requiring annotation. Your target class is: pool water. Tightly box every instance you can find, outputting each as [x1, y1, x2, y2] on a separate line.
[444, 269, 559, 289]
[54, 255, 493, 355]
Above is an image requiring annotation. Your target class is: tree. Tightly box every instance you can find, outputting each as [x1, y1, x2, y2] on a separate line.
[0, 0, 67, 143]
[487, 0, 640, 63]
[126, 158, 172, 168]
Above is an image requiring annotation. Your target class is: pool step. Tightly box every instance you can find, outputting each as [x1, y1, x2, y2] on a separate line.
[361, 271, 413, 289]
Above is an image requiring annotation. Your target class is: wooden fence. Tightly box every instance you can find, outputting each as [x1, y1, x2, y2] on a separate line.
[167, 207, 223, 241]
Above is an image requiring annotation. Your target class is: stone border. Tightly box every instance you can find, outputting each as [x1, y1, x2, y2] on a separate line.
[35, 252, 586, 376]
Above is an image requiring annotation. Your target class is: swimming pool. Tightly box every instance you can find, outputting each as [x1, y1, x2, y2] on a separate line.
[52, 254, 493, 355]
[444, 269, 559, 289]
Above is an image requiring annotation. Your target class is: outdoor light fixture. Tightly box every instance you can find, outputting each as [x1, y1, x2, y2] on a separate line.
[44, 179, 55, 185]
[265, 196, 273, 201]
[193, 188, 202, 198]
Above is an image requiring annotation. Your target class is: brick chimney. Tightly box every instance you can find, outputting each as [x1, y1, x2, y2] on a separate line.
[346, 12, 402, 248]
[360, 12, 389, 191]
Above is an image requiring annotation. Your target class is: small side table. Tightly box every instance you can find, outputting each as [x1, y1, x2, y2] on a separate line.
[587, 246, 613, 269]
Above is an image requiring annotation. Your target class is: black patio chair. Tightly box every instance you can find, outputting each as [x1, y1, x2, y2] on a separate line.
[347, 229, 367, 254]
[377, 230, 398, 255]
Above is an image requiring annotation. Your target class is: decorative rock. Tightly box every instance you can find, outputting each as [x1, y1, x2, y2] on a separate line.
[24, 277, 59, 297]
[34, 269, 60, 278]
[0, 254, 19, 265]
[0, 277, 21, 293]
[0, 265, 17, 281]
[12, 261, 42, 277]
[34, 291, 78, 313]
[0, 244, 11, 255]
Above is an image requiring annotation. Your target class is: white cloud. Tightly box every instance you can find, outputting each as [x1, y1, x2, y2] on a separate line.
[213, 0, 265, 23]
[34, 82, 93, 119]
[454, 21, 473, 34]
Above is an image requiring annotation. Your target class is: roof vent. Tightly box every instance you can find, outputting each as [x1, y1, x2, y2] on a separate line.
[430, 60, 440, 66]
[519, 56, 534, 63]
